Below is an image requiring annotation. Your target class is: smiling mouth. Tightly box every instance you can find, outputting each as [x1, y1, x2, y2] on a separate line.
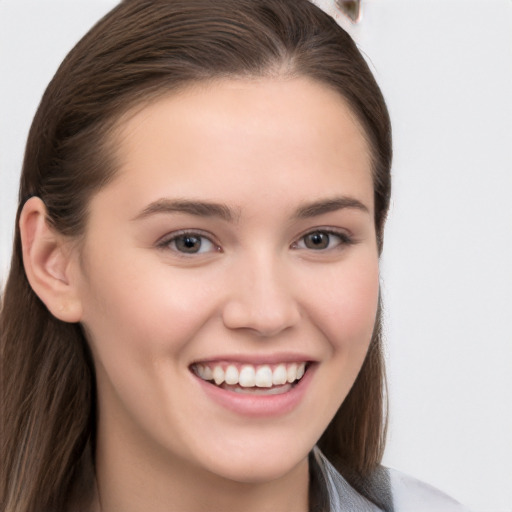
[190, 362, 308, 395]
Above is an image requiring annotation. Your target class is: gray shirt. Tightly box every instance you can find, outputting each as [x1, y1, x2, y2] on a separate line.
[312, 447, 472, 512]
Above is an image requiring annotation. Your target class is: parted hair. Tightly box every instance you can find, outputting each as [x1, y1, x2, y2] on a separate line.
[0, 1, 392, 511]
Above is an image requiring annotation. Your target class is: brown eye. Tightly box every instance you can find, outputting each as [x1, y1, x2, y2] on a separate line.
[174, 235, 203, 253]
[160, 232, 218, 254]
[294, 230, 352, 251]
[303, 232, 330, 250]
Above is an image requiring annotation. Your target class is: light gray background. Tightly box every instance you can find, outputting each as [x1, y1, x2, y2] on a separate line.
[1, 1, 511, 511]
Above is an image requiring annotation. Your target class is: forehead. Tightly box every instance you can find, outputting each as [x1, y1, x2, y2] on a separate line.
[100, 77, 374, 216]
[114, 76, 370, 158]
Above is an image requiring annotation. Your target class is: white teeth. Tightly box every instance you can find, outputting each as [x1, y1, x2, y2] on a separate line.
[272, 364, 287, 385]
[194, 362, 308, 389]
[197, 364, 213, 380]
[224, 365, 239, 385]
[203, 365, 213, 381]
[239, 366, 256, 387]
[212, 365, 225, 385]
[254, 365, 273, 388]
[287, 363, 298, 383]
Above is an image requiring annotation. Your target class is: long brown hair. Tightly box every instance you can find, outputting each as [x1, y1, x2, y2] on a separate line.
[0, 1, 392, 510]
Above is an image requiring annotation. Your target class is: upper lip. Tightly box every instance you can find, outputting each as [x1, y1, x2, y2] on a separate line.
[191, 353, 316, 366]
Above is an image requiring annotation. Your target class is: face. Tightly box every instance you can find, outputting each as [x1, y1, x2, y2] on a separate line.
[74, 77, 379, 485]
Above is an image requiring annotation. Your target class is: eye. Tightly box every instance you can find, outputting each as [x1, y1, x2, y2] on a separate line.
[159, 231, 219, 255]
[294, 230, 352, 251]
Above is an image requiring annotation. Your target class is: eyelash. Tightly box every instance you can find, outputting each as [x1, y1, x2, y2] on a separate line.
[157, 228, 354, 255]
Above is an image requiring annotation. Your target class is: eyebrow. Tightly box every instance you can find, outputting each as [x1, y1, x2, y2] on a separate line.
[132, 198, 237, 222]
[133, 195, 369, 222]
[293, 196, 370, 218]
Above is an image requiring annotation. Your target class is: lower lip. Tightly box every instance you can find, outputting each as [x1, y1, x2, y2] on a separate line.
[193, 365, 315, 418]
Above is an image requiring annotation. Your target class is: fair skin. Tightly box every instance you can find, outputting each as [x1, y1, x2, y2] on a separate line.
[20, 77, 379, 512]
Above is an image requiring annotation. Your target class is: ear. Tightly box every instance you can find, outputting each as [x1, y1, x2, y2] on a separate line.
[19, 197, 83, 323]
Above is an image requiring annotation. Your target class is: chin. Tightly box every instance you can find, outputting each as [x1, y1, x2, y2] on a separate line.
[194, 438, 311, 485]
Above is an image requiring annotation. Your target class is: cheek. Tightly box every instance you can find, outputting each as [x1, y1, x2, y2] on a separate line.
[77, 258, 225, 420]
[295, 254, 380, 433]
[77, 259, 209, 427]
[78, 253, 222, 375]
[309, 256, 380, 352]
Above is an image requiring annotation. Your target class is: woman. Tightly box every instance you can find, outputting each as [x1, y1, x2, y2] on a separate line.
[0, 1, 471, 511]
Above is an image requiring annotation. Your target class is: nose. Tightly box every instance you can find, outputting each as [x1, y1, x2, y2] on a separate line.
[221, 255, 301, 337]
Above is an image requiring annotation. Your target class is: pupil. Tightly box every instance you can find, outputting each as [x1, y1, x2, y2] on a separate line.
[177, 236, 200, 253]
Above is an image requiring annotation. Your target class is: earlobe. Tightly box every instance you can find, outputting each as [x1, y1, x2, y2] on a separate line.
[19, 197, 83, 323]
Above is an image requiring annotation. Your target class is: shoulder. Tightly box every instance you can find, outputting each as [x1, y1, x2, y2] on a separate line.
[387, 467, 472, 512]
[312, 447, 472, 512]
